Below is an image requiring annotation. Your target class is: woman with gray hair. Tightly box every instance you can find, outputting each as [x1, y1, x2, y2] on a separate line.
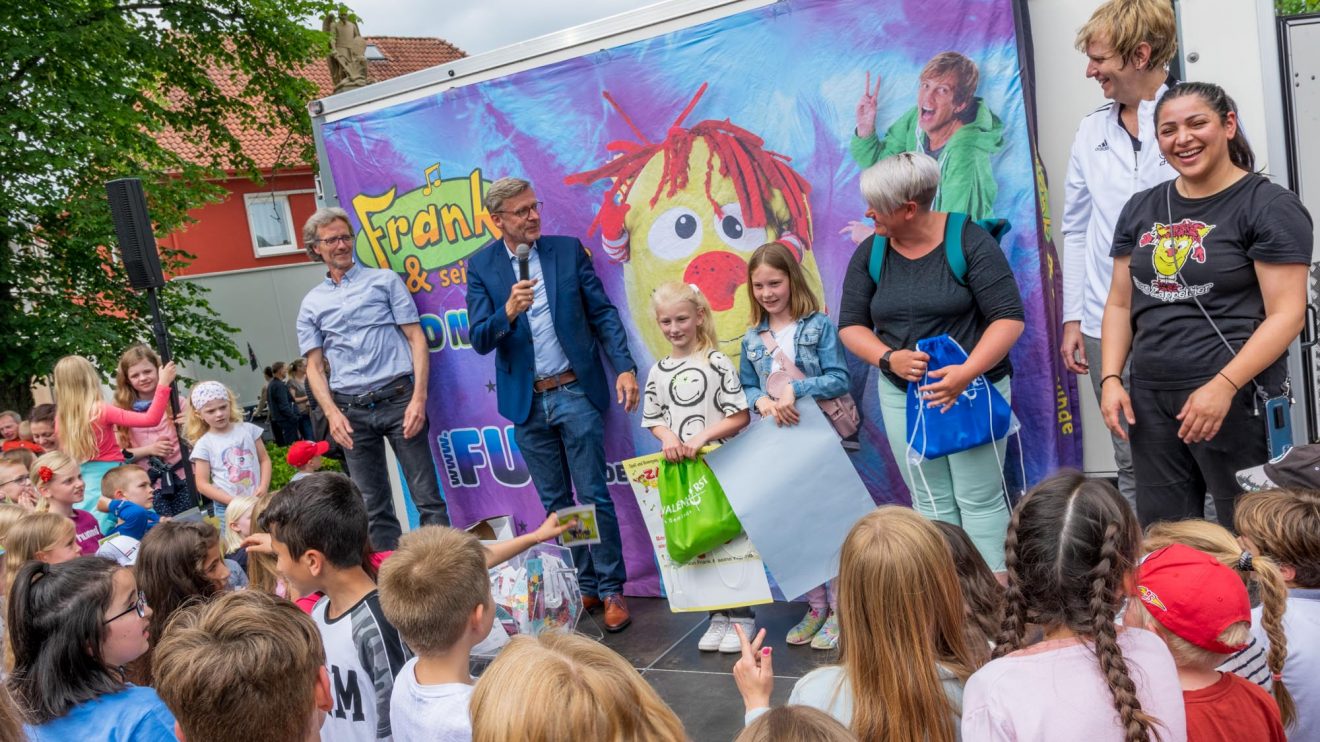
[838, 152, 1023, 572]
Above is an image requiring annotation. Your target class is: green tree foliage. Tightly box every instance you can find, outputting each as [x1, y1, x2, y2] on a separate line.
[1277, 0, 1320, 15]
[0, 1, 342, 409]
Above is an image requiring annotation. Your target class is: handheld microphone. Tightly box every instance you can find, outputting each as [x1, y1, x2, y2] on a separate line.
[516, 243, 530, 282]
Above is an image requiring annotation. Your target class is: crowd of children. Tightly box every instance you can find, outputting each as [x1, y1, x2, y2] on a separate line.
[729, 475, 1316, 742]
[1, 457, 1310, 742]
[0, 337, 1312, 742]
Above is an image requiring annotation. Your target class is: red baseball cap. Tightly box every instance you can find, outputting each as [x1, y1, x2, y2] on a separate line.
[2, 440, 45, 455]
[286, 440, 330, 468]
[1137, 543, 1251, 654]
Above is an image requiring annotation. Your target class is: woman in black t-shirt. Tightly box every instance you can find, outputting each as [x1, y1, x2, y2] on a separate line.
[839, 152, 1024, 572]
[1102, 82, 1312, 528]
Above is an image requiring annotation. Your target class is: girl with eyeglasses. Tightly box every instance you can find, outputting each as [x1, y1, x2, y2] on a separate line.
[7, 557, 176, 741]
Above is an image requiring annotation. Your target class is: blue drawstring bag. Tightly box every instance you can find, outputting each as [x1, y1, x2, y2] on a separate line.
[905, 334, 1015, 464]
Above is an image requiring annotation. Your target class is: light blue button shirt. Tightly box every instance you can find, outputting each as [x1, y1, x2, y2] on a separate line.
[506, 241, 571, 378]
[297, 262, 419, 395]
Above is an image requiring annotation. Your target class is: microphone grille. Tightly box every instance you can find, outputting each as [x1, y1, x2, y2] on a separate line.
[515, 243, 530, 260]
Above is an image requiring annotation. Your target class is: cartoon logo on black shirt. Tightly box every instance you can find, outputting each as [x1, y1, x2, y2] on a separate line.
[1133, 219, 1215, 302]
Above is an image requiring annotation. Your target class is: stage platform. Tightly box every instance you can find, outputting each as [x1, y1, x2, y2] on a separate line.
[596, 598, 825, 741]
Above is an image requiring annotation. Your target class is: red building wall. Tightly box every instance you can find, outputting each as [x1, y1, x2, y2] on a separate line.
[163, 170, 320, 276]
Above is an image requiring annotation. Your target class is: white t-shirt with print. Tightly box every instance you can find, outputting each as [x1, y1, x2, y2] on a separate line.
[189, 422, 265, 498]
[389, 657, 473, 742]
[642, 350, 748, 443]
[314, 591, 413, 742]
[768, 321, 799, 374]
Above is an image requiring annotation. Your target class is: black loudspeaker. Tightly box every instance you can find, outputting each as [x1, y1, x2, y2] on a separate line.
[106, 178, 166, 290]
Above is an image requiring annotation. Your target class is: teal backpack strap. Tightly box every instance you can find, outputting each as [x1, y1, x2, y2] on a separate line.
[942, 213, 1011, 286]
[867, 233, 888, 285]
[872, 215, 1010, 287]
[943, 213, 969, 285]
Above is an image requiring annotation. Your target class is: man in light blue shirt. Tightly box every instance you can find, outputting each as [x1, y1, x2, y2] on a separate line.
[513, 238, 572, 379]
[297, 207, 447, 549]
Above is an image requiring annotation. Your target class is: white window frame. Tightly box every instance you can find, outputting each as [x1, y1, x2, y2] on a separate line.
[243, 189, 313, 258]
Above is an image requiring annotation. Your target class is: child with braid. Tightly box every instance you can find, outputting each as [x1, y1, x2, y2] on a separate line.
[1234, 488, 1320, 741]
[1142, 519, 1295, 727]
[962, 471, 1185, 742]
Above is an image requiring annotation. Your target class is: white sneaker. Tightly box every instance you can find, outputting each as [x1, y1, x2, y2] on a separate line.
[698, 613, 730, 652]
[720, 617, 756, 653]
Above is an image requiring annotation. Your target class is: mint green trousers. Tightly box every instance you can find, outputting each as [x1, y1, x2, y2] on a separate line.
[876, 375, 1012, 571]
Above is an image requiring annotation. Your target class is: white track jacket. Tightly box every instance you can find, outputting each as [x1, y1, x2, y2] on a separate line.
[1061, 85, 1177, 337]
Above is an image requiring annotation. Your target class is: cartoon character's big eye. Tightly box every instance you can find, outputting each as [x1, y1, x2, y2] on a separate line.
[715, 202, 767, 253]
[647, 207, 704, 260]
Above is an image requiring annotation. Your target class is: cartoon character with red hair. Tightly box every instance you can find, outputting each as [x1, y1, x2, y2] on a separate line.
[566, 83, 825, 359]
[1138, 218, 1212, 295]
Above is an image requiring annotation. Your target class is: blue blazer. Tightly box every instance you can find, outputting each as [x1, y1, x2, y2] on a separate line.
[466, 235, 636, 425]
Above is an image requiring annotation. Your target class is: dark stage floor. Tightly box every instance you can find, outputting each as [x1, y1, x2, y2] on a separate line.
[591, 598, 830, 742]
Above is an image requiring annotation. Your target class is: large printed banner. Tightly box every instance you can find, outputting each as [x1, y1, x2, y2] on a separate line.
[320, 0, 1082, 596]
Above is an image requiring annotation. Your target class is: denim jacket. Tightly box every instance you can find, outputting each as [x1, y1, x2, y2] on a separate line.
[739, 312, 851, 411]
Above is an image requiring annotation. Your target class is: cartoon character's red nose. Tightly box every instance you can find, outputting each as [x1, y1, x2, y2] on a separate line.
[683, 251, 748, 311]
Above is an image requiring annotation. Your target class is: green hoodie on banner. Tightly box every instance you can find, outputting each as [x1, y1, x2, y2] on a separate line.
[850, 98, 1005, 221]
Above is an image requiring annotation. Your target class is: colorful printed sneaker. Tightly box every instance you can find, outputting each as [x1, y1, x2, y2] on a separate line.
[720, 617, 756, 653]
[786, 607, 828, 645]
[698, 613, 730, 652]
[810, 611, 839, 650]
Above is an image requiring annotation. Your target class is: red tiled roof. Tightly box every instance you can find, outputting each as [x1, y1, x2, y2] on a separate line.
[159, 36, 465, 171]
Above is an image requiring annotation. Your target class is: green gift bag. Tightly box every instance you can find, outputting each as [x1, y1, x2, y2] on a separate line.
[657, 457, 743, 564]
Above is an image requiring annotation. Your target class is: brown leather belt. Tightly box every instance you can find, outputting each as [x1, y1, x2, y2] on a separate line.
[533, 369, 577, 393]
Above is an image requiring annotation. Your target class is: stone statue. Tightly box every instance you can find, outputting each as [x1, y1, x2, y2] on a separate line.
[324, 12, 370, 93]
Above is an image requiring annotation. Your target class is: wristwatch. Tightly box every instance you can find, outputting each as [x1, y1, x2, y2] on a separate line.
[879, 350, 895, 372]
[121, 448, 136, 463]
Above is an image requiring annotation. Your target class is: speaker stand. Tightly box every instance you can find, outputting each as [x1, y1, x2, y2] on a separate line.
[145, 286, 200, 509]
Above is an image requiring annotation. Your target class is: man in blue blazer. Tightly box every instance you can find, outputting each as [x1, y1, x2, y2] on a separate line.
[466, 177, 640, 632]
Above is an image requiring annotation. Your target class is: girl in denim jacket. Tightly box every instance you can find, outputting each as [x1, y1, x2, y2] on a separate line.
[739, 242, 853, 649]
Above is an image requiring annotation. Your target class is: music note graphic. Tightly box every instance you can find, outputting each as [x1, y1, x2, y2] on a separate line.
[421, 163, 442, 196]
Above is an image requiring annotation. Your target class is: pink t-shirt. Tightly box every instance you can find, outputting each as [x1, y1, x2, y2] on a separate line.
[962, 627, 1188, 741]
[72, 509, 103, 555]
[124, 406, 183, 467]
[59, 385, 173, 462]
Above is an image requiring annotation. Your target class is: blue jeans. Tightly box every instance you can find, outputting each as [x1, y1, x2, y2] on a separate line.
[337, 378, 448, 550]
[515, 381, 626, 597]
[297, 414, 314, 441]
[272, 418, 300, 446]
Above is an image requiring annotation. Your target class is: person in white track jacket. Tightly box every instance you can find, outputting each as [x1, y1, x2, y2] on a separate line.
[1060, 0, 1178, 507]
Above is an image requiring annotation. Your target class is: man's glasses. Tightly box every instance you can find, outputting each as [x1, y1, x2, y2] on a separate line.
[316, 235, 354, 247]
[0, 475, 29, 489]
[104, 590, 148, 624]
[497, 201, 543, 219]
